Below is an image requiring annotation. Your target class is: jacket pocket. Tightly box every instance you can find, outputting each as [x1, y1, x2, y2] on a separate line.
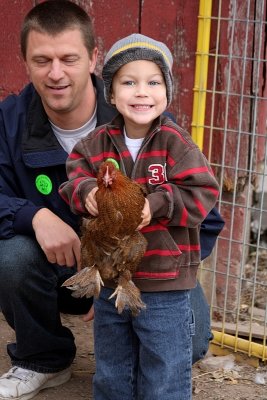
[134, 227, 182, 280]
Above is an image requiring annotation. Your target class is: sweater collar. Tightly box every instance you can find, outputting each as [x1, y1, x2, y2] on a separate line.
[109, 113, 163, 138]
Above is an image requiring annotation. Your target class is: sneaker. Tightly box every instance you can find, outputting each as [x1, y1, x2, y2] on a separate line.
[0, 366, 71, 400]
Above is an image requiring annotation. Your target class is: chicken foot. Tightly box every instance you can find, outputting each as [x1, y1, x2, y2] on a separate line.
[62, 265, 104, 298]
[109, 272, 146, 316]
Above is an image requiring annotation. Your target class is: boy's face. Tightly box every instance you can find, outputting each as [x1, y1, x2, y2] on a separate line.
[110, 60, 167, 138]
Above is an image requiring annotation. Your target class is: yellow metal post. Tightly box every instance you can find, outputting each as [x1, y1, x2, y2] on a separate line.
[212, 330, 267, 361]
[191, 0, 212, 150]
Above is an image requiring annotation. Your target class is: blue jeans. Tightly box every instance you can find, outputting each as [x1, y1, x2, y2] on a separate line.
[191, 280, 213, 363]
[0, 235, 211, 373]
[0, 235, 93, 373]
[93, 287, 194, 400]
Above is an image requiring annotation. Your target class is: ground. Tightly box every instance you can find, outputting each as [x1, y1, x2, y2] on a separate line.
[0, 312, 266, 399]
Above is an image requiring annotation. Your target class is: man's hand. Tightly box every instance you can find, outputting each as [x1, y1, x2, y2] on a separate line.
[32, 208, 81, 269]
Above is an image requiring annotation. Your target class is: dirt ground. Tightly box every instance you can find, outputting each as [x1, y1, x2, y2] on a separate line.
[0, 312, 266, 399]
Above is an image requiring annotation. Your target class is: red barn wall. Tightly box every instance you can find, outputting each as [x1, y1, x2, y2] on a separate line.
[0, 0, 198, 132]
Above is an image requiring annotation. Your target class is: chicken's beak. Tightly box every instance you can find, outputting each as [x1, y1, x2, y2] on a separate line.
[103, 166, 112, 187]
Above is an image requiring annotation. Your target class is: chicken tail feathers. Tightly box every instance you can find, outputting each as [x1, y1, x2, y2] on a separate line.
[62, 265, 104, 298]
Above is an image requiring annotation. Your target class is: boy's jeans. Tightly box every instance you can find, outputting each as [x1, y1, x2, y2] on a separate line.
[93, 287, 194, 400]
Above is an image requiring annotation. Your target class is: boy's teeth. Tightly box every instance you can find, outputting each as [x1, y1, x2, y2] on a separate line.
[134, 105, 150, 109]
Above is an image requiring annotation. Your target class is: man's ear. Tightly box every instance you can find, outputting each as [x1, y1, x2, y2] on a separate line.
[88, 47, 98, 73]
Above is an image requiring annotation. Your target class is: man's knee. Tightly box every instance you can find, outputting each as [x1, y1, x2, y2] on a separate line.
[0, 235, 43, 285]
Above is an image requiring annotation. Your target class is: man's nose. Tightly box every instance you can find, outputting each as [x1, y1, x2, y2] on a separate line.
[48, 59, 64, 80]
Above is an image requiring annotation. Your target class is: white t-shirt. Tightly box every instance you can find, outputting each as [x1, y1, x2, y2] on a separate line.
[50, 105, 97, 154]
[124, 127, 145, 162]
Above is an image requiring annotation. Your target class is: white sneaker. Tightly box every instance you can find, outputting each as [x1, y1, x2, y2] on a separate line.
[0, 366, 71, 400]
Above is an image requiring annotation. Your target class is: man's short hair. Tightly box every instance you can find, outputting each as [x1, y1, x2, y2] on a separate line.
[20, 0, 96, 60]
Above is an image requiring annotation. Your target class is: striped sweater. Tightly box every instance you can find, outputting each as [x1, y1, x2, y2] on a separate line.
[59, 114, 219, 292]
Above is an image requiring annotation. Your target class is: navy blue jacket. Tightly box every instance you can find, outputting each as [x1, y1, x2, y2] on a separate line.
[0, 76, 224, 258]
[200, 207, 224, 259]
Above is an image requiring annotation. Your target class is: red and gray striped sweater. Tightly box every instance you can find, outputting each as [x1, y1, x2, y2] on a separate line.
[59, 114, 219, 292]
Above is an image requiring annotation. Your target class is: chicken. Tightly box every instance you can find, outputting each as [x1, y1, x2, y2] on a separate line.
[62, 160, 147, 315]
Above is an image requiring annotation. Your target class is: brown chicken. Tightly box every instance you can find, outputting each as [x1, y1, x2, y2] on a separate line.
[62, 160, 147, 315]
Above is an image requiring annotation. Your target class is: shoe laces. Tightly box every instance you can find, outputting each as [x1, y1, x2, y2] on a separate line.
[3, 367, 35, 382]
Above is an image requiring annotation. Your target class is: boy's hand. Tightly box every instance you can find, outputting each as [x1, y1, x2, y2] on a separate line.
[85, 187, 99, 216]
[137, 198, 151, 230]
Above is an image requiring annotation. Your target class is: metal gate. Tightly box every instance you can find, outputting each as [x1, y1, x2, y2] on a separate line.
[194, 0, 267, 361]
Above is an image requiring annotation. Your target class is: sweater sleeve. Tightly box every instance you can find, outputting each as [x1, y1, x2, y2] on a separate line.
[59, 141, 97, 215]
[148, 146, 219, 228]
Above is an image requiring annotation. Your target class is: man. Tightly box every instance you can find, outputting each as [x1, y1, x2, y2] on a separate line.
[0, 1, 224, 399]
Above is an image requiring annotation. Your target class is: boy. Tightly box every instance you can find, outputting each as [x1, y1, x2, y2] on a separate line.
[59, 34, 219, 400]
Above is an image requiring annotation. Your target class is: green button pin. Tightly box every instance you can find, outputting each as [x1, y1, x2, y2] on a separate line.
[35, 174, 53, 195]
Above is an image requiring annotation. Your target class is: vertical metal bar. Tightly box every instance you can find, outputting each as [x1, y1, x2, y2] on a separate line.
[191, 0, 212, 149]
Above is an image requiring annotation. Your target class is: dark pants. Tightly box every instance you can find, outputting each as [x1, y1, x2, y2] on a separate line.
[0, 235, 211, 372]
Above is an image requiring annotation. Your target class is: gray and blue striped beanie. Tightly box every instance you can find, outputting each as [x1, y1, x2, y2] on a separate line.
[102, 33, 173, 107]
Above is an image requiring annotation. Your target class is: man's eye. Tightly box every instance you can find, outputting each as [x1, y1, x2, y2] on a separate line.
[64, 58, 78, 65]
[35, 59, 49, 65]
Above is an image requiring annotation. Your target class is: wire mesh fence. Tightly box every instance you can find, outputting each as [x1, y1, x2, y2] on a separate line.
[196, 0, 267, 360]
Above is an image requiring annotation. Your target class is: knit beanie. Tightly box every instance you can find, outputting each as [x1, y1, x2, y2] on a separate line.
[102, 33, 173, 107]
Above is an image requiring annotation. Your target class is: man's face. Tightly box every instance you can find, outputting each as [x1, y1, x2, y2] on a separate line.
[25, 29, 97, 117]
